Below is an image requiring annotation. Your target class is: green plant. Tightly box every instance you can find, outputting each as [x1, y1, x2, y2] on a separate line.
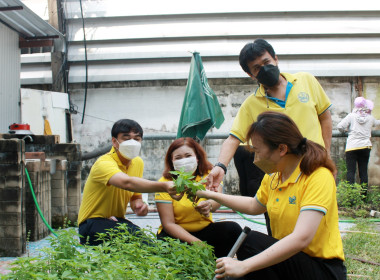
[337, 181, 366, 208]
[170, 169, 206, 206]
[3, 224, 216, 279]
[337, 158, 347, 183]
[366, 185, 380, 210]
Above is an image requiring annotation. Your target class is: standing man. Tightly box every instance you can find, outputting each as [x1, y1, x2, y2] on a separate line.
[208, 38, 332, 211]
[78, 119, 179, 245]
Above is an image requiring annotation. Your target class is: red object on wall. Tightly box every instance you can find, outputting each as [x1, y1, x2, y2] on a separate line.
[9, 123, 30, 130]
[8, 123, 33, 134]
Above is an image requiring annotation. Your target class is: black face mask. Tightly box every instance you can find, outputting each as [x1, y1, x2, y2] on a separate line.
[255, 64, 280, 87]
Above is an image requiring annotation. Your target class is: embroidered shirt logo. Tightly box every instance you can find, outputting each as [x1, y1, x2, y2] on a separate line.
[298, 92, 309, 103]
[289, 196, 296, 205]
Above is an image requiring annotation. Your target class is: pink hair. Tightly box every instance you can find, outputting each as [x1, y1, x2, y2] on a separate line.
[365, 99, 374, 111]
[353, 97, 374, 115]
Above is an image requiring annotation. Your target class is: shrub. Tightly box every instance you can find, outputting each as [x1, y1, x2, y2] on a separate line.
[366, 185, 380, 210]
[336, 181, 366, 208]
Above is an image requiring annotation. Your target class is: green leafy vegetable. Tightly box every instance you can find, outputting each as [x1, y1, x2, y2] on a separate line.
[170, 169, 206, 205]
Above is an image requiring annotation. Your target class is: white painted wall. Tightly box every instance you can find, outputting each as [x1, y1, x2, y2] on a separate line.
[21, 88, 69, 142]
[70, 77, 380, 187]
[0, 23, 21, 133]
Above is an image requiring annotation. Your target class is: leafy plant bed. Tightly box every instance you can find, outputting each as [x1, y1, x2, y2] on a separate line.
[3, 224, 216, 279]
[339, 206, 377, 219]
[337, 181, 379, 218]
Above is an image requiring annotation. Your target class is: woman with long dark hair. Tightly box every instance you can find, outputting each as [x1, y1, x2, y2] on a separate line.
[197, 112, 346, 279]
[155, 137, 242, 258]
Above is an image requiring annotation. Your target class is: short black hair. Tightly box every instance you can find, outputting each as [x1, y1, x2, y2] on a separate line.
[239, 39, 276, 74]
[111, 119, 143, 138]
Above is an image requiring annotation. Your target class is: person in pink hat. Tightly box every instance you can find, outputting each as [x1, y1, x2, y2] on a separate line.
[337, 97, 380, 194]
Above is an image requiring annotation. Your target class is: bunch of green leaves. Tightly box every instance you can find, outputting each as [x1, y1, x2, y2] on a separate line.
[337, 181, 366, 208]
[4, 224, 216, 279]
[170, 169, 206, 205]
[336, 158, 347, 182]
[366, 185, 380, 210]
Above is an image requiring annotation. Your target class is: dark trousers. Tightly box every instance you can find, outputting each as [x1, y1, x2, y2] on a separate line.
[157, 221, 242, 258]
[346, 148, 371, 188]
[79, 217, 141, 246]
[236, 231, 347, 280]
[233, 146, 272, 236]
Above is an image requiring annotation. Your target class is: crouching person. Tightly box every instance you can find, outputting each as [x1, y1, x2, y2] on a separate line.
[78, 119, 179, 245]
[198, 112, 346, 280]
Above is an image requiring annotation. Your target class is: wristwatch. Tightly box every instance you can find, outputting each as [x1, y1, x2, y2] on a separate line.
[215, 162, 227, 175]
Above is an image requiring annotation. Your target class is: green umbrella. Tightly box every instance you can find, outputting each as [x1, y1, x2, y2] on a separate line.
[177, 52, 224, 141]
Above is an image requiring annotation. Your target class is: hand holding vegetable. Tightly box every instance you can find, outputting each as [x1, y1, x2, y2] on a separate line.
[195, 200, 212, 217]
[170, 169, 206, 206]
[165, 181, 184, 201]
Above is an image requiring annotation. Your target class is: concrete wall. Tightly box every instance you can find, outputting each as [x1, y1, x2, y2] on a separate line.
[0, 135, 81, 256]
[0, 139, 26, 257]
[73, 77, 380, 192]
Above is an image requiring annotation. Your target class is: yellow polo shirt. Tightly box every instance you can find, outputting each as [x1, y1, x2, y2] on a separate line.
[78, 147, 143, 225]
[155, 173, 213, 233]
[256, 164, 344, 261]
[231, 72, 331, 146]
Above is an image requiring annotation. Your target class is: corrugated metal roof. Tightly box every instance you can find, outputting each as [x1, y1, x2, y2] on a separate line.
[0, 0, 63, 41]
[19, 0, 380, 84]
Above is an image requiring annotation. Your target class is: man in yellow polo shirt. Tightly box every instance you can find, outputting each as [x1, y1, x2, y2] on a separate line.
[78, 119, 179, 245]
[208, 39, 333, 235]
[208, 38, 332, 192]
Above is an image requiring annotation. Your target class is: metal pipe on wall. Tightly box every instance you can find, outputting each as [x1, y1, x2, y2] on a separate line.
[79, 130, 380, 161]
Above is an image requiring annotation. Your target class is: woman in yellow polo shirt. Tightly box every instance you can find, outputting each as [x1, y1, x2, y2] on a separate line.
[155, 138, 242, 258]
[197, 111, 346, 280]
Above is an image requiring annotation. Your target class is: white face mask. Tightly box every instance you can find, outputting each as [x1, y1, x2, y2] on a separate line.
[117, 139, 141, 160]
[173, 156, 198, 174]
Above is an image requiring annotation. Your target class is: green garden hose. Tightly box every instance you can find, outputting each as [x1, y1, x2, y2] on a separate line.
[236, 211, 266, 226]
[25, 167, 58, 237]
[219, 206, 380, 224]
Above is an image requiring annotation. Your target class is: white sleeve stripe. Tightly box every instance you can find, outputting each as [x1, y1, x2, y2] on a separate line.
[155, 200, 172, 204]
[300, 205, 327, 215]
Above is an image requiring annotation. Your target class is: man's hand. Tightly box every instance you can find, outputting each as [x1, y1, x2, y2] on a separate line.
[133, 199, 148, 216]
[165, 181, 184, 201]
[206, 166, 225, 192]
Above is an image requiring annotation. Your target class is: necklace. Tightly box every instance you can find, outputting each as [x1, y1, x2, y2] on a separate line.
[270, 172, 281, 190]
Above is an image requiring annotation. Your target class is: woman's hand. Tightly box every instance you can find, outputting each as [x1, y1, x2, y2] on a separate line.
[206, 166, 225, 192]
[195, 200, 212, 217]
[133, 199, 148, 216]
[166, 181, 184, 201]
[214, 257, 247, 278]
[195, 189, 211, 199]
